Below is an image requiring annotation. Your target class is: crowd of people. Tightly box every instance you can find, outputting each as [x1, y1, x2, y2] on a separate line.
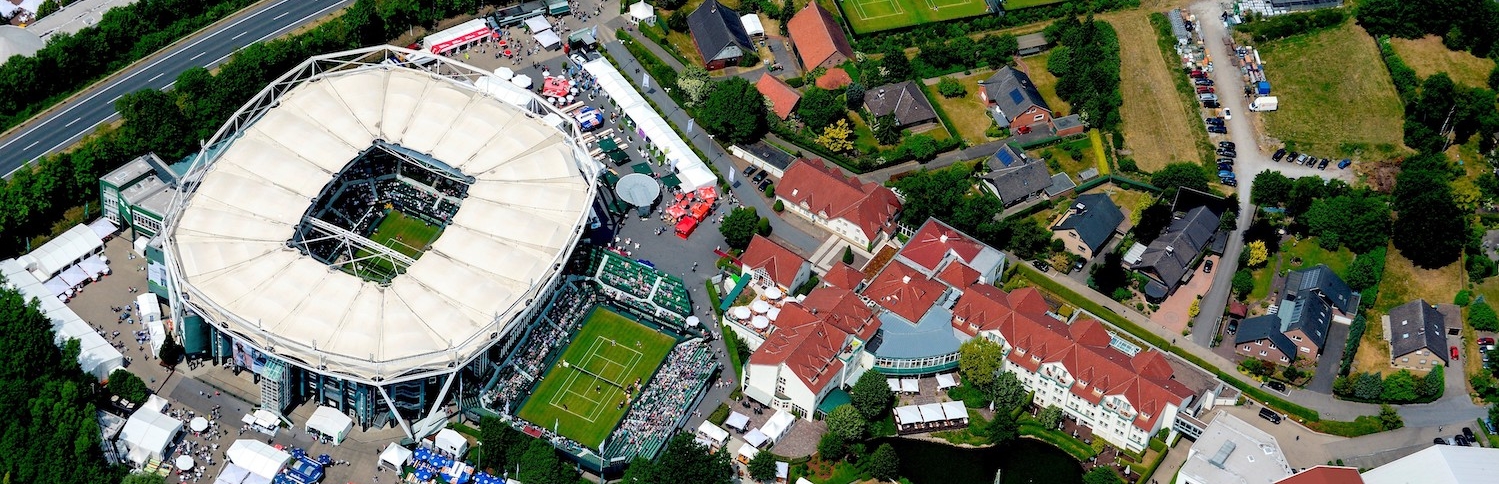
[166, 403, 230, 483]
[603, 339, 716, 461]
[483, 283, 602, 409]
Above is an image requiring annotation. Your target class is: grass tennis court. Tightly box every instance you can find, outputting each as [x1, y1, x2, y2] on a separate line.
[838, 0, 991, 33]
[368, 210, 442, 258]
[517, 308, 676, 449]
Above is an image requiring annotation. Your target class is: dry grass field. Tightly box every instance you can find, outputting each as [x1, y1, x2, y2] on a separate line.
[1257, 22, 1406, 159]
[1105, 11, 1205, 172]
[1355, 245, 1463, 376]
[1389, 35, 1496, 88]
[924, 69, 1002, 145]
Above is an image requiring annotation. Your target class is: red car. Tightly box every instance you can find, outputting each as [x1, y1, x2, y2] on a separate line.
[1480, 337, 1496, 347]
[1452, 346, 1461, 360]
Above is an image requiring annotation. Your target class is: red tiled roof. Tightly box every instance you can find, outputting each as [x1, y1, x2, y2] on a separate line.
[802, 287, 880, 341]
[822, 262, 866, 291]
[747, 287, 883, 394]
[778, 158, 901, 241]
[899, 219, 987, 272]
[756, 74, 801, 120]
[1228, 301, 1249, 317]
[787, 3, 853, 70]
[816, 68, 852, 89]
[1274, 467, 1364, 484]
[862, 261, 944, 322]
[739, 235, 807, 289]
[936, 262, 980, 288]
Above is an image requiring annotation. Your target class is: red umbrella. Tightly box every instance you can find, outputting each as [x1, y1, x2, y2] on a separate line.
[504, 50, 512, 56]
[498, 40, 508, 47]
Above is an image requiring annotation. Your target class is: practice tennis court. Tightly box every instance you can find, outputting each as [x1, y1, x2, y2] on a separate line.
[838, 0, 991, 33]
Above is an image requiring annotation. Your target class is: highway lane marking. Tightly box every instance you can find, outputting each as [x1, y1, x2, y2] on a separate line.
[24, 140, 38, 150]
[110, 94, 123, 104]
[211, 1, 354, 67]
[0, 0, 301, 171]
[232, 31, 249, 40]
[191, 51, 207, 61]
[149, 73, 164, 83]
[65, 117, 81, 127]
[273, 12, 289, 20]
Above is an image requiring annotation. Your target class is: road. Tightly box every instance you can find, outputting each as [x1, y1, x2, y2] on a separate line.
[0, 0, 355, 178]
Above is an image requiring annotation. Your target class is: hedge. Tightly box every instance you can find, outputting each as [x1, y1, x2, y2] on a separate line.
[1235, 9, 1347, 42]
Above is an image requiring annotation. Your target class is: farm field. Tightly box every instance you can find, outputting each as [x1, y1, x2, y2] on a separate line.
[1108, 11, 1205, 172]
[517, 308, 677, 448]
[1256, 22, 1406, 159]
[837, 0, 990, 33]
[1389, 35, 1496, 88]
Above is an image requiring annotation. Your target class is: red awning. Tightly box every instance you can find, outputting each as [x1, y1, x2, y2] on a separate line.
[429, 26, 495, 54]
[675, 217, 700, 239]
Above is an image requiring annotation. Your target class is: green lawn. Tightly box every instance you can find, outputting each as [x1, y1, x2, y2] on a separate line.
[1257, 21, 1406, 159]
[1279, 238, 1355, 278]
[369, 210, 442, 258]
[517, 308, 677, 449]
[1004, 0, 1067, 8]
[838, 0, 991, 33]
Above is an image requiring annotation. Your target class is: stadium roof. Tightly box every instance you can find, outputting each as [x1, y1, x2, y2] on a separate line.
[167, 47, 597, 383]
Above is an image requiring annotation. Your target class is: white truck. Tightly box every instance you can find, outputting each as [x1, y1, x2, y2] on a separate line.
[1249, 96, 1279, 112]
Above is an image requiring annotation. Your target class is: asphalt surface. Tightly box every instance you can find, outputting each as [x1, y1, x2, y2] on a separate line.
[0, 0, 355, 177]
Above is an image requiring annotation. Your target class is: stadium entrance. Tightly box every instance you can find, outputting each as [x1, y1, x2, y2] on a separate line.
[288, 141, 473, 283]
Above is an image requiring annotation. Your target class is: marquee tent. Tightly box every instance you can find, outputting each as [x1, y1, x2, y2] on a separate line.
[138, 293, 161, 321]
[58, 265, 89, 287]
[741, 14, 764, 37]
[0, 258, 124, 380]
[583, 59, 717, 190]
[44, 276, 70, 298]
[434, 428, 469, 456]
[119, 409, 183, 466]
[534, 29, 561, 49]
[512, 74, 534, 89]
[16, 224, 103, 280]
[696, 421, 729, 447]
[88, 217, 117, 240]
[762, 409, 795, 443]
[226, 439, 291, 479]
[524, 16, 552, 32]
[936, 373, 958, 389]
[725, 411, 750, 430]
[80, 254, 109, 278]
[143, 394, 170, 413]
[424, 19, 495, 54]
[305, 406, 354, 445]
[737, 442, 759, 461]
[743, 428, 769, 448]
[214, 464, 253, 484]
[628, 2, 655, 24]
[379, 443, 413, 470]
[494, 67, 515, 80]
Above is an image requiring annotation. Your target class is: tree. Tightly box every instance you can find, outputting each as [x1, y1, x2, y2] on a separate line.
[990, 371, 1028, 411]
[872, 114, 902, 145]
[747, 450, 778, 482]
[815, 118, 855, 152]
[1006, 218, 1055, 260]
[817, 432, 847, 461]
[108, 368, 149, 405]
[1453, 177, 1482, 211]
[1282, 365, 1303, 381]
[1354, 372, 1384, 400]
[826, 404, 866, 441]
[1083, 467, 1126, 484]
[1089, 252, 1130, 299]
[1232, 270, 1254, 298]
[937, 76, 967, 97]
[1471, 301, 1499, 331]
[958, 338, 1004, 396]
[117, 88, 193, 159]
[891, 165, 975, 226]
[903, 134, 938, 161]
[478, 417, 529, 473]
[1150, 162, 1209, 197]
[517, 439, 575, 484]
[1251, 170, 1293, 206]
[1304, 191, 1392, 253]
[797, 87, 846, 131]
[879, 48, 911, 82]
[720, 207, 760, 249]
[1038, 405, 1064, 429]
[158, 333, 184, 366]
[1378, 404, 1404, 430]
[1419, 364, 1445, 399]
[1285, 176, 1328, 218]
[842, 247, 855, 264]
[845, 83, 866, 110]
[850, 370, 894, 420]
[630, 434, 733, 484]
[981, 409, 1019, 444]
[700, 77, 768, 144]
[1345, 246, 1387, 291]
[677, 66, 711, 107]
[123, 474, 166, 484]
[1247, 240, 1269, 267]
[869, 443, 900, 481]
[667, 9, 689, 32]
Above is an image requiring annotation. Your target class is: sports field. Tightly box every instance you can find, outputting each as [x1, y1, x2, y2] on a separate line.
[517, 308, 676, 449]
[369, 210, 442, 258]
[838, 0, 990, 33]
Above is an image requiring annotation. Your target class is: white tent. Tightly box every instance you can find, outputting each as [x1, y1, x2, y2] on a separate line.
[534, 29, 562, 49]
[776, 461, 789, 480]
[696, 421, 729, 447]
[137, 293, 161, 321]
[215, 464, 253, 484]
[941, 401, 968, 422]
[524, 16, 552, 32]
[725, 411, 750, 430]
[251, 409, 280, 435]
[918, 403, 945, 422]
[434, 428, 469, 456]
[88, 217, 117, 240]
[893, 406, 922, 425]
[494, 67, 515, 80]
[227, 440, 290, 479]
[761, 409, 795, 443]
[901, 378, 919, 393]
[796, 478, 815, 484]
[936, 373, 958, 389]
[305, 406, 354, 445]
[583, 59, 717, 190]
[119, 409, 183, 466]
[423, 18, 494, 54]
[512, 74, 534, 89]
[629, 2, 655, 24]
[0, 258, 124, 380]
[737, 442, 759, 461]
[379, 443, 413, 470]
[740, 14, 764, 37]
[886, 378, 900, 392]
[743, 428, 769, 448]
[16, 224, 103, 280]
[143, 394, 170, 413]
[79, 254, 109, 278]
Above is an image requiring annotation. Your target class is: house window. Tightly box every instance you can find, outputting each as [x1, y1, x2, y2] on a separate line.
[1033, 114, 1045, 122]
[1259, 351, 1267, 356]
[1279, 356, 1288, 362]
[1300, 346, 1310, 353]
[1401, 357, 1409, 363]
[1243, 345, 1251, 352]
[1269, 343, 1277, 350]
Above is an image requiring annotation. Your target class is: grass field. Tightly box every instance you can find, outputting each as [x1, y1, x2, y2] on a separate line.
[369, 210, 442, 258]
[921, 70, 998, 145]
[1020, 52, 1070, 116]
[1257, 21, 1406, 159]
[1113, 11, 1207, 172]
[838, 0, 991, 33]
[1373, 244, 1464, 315]
[517, 308, 676, 448]
[1389, 35, 1496, 88]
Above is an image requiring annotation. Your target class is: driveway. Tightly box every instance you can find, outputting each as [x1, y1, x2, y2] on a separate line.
[1154, 255, 1219, 335]
[1308, 323, 1348, 394]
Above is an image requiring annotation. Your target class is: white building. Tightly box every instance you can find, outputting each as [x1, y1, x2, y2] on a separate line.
[1177, 412, 1292, 484]
[774, 158, 901, 250]
[1360, 445, 1499, 484]
[741, 288, 878, 419]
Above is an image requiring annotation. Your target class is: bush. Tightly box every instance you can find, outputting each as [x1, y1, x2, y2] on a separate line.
[763, 183, 775, 198]
[937, 77, 968, 98]
[785, 76, 805, 88]
[1473, 301, 1499, 331]
[1234, 9, 1346, 42]
[1456, 290, 1473, 306]
[756, 217, 772, 236]
[772, 200, 784, 212]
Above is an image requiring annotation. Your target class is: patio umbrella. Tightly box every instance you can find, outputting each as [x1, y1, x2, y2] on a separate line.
[732, 306, 752, 320]
[751, 300, 770, 313]
[615, 173, 661, 207]
[494, 67, 514, 80]
[765, 287, 783, 300]
[175, 456, 194, 471]
[686, 316, 700, 327]
[631, 163, 654, 174]
[751, 316, 770, 329]
[190, 417, 209, 432]
[598, 137, 619, 152]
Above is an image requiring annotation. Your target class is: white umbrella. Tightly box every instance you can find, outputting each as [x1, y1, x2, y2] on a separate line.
[731, 306, 752, 320]
[765, 287, 784, 300]
[494, 67, 515, 80]
[190, 417, 209, 432]
[751, 316, 770, 329]
[685, 316, 700, 327]
[751, 300, 770, 313]
[511, 74, 533, 88]
[175, 455, 194, 470]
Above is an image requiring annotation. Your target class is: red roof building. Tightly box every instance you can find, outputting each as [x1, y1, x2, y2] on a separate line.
[743, 286, 882, 418]
[816, 67, 853, 90]
[739, 235, 811, 290]
[899, 219, 988, 272]
[822, 261, 867, 291]
[861, 261, 945, 323]
[756, 74, 801, 120]
[776, 158, 902, 248]
[787, 3, 854, 71]
[1274, 466, 1364, 484]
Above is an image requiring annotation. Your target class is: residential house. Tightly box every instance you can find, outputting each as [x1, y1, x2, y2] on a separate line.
[756, 74, 802, 120]
[740, 235, 813, 292]
[979, 66, 1054, 133]
[980, 144, 1051, 207]
[1383, 299, 1449, 371]
[787, 2, 853, 71]
[776, 158, 902, 249]
[1051, 193, 1126, 260]
[1234, 264, 1358, 363]
[821, 262, 866, 291]
[1131, 205, 1220, 301]
[864, 81, 939, 131]
[687, 0, 753, 70]
[1177, 413, 1293, 484]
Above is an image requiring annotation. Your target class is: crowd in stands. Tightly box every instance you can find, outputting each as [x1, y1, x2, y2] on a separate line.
[483, 283, 603, 409]
[596, 251, 692, 323]
[602, 339, 716, 461]
[296, 149, 471, 267]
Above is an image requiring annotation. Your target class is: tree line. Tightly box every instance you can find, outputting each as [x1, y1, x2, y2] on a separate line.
[1234, 9, 1346, 42]
[1045, 14, 1123, 130]
[1357, 0, 1499, 58]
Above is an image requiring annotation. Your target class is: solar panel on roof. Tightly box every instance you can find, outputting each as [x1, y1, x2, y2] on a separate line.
[1008, 88, 1025, 104]
[995, 148, 1014, 166]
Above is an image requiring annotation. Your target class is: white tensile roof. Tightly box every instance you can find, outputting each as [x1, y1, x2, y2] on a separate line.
[171, 64, 593, 382]
[741, 14, 764, 36]
[119, 409, 182, 466]
[226, 440, 290, 479]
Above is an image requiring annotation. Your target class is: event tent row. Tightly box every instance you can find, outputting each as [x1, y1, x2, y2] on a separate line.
[893, 401, 969, 434]
[225, 439, 291, 480]
[0, 256, 124, 381]
[305, 406, 354, 445]
[117, 409, 184, 467]
[743, 409, 795, 448]
[581, 58, 716, 191]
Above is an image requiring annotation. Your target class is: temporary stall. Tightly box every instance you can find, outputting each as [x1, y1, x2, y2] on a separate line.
[900, 378, 919, 394]
[143, 394, 170, 413]
[936, 373, 958, 389]
[737, 442, 759, 462]
[534, 29, 562, 50]
[582, 58, 717, 190]
[1, 258, 124, 380]
[215, 464, 253, 484]
[118, 409, 183, 466]
[725, 411, 750, 430]
[89, 217, 118, 240]
[434, 428, 470, 457]
[629, 2, 655, 24]
[250, 409, 280, 436]
[379, 443, 413, 470]
[740, 14, 764, 37]
[226, 439, 291, 480]
[743, 428, 769, 448]
[696, 421, 729, 448]
[761, 409, 795, 443]
[305, 406, 354, 445]
[16, 224, 103, 280]
[137, 293, 161, 321]
[424, 18, 495, 54]
[79, 255, 109, 278]
[524, 16, 553, 32]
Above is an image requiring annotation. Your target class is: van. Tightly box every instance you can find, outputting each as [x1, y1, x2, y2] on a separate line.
[1259, 408, 1282, 424]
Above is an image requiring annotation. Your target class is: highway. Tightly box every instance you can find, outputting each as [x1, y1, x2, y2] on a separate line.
[0, 0, 355, 177]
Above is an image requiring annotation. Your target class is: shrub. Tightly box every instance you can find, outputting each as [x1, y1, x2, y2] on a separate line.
[1234, 9, 1346, 42]
[773, 200, 784, 212]
[1473, 301, 1499, 331]
[756, 218, 772, 236]
[937, 76, 968, 98]
[1456, 290, 1472, 306]
[785, 76, 806, 88]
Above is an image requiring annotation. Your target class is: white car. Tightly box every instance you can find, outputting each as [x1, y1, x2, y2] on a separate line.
[1225, 109, 1233, 120]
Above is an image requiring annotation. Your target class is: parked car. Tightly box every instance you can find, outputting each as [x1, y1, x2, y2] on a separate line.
[1217, 147, 1237, 157]
[1204, 259, 1215, 273]
[757, 178, 772, 192]
[1455, 435, 1470, 446]
[743, 166, 758, 177]
[1479, 337, 1495, 348]
[1189, 70, 1206, 78]
[1199, 93, 1219, 102]
[1218, 170, 1235, 179]
[1207, 125, 1228, 134]
[1032, 260, 1050, 272]
[1286, 151, 1300, 163]
[1464, 427, 1476, 442]
[1217, 157, 1235, 165]
[1206, 117, 1225, 125]
[1453, 346, 1461, 360]
[1226, 319, 1239, 334]
[1295, 154, 1310, 165]
[1273, 148, 1287, 161]
[1435, 437, 1449, 445]
[1218, 162, 1235, 171]
[1221, 177, 1238, 187]
[1259, 408, 1283, 424]
[1318, 158, 1331, 170]
[1338, 158, 1352, 169]
[1196, 86, 1214, 94]
[1195, 78, 1215, 86]
[1267, 381, 1286, 393]
[1224, 109, 1232, 120]
[1071, 260, 1085, 273]
[1219, 141, 1236, 150]
[752, 170, 769, 183]
[1204, 100, 1221, 109]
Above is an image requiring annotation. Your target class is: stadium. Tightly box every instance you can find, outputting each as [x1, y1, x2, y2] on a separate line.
[162, 46, 716, 468]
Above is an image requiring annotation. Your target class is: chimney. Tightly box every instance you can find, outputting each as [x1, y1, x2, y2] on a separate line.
[939, 234, 948, 243]
[901, 275, 911, 284]
[878, 88, 886, 98]
[1165, 246, 1174, 255]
